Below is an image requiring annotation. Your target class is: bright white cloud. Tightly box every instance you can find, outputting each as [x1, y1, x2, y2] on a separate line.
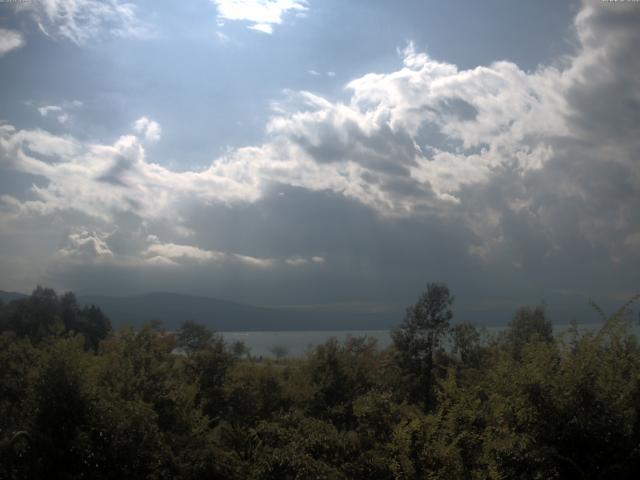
[0, 15, 611, 223]
[261, 44, 567, 211]
[0, 28, 24, 56]
[4, 19, 577, 221]
[0, 124, 79, 169]
[133, 117, 162, 143]
[144, 241, 226, 264]
[0, 15, 619, 222]
[58, 231, 114, 261]
[138, 240, 295, 270]
[212, 0, 307, 33]
[249, 23, 273, 34]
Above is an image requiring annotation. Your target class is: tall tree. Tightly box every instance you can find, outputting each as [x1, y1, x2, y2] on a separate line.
[391, 282, 454, 409]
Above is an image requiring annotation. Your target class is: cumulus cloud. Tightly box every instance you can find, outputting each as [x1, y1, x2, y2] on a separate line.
[212, 0, 307, 34]
[2, 0, 636, 225]
[0, 0, 638, 308]
[0, 28, 24, 56]
[21, 0, 151, 44]
[58, 231, 114, 262]
[133, 117, 162, 143]
[0, 124, 79, 168]
[258, 48, 567, 212]
[4, 31, 584, 223]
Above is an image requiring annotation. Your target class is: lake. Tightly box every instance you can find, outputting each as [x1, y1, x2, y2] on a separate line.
[221, 330, 393, 358]
[220, 322, 638, 358]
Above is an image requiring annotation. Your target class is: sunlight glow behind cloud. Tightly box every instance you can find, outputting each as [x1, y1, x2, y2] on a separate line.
[212, 0, 307, 33]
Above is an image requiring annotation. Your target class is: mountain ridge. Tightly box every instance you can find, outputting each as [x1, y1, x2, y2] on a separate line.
[0, 290, 396, 332]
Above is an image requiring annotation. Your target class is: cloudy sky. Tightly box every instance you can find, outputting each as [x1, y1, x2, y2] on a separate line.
[0, 0, 638, 324]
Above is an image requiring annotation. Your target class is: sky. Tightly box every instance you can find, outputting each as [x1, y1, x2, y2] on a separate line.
[0, 0, 639, 325]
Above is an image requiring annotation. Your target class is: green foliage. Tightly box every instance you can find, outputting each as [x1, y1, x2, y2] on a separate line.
[501, 305, 553, 359]
[177, 319, 215, 354]
[249, 411, 351, 479]
[0, 286, 111, 350]
[225, 362, 289, 425]
[178, 322, 235, 422]
[307, 336, 381, 427]
[0, 333, 41, 434]
[391, 282, 454, 409]
[451, 322, 485, 367]
[61, 292, 112, 350]
[2, 286, 640, 479]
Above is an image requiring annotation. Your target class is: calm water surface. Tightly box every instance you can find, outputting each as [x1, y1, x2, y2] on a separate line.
[220, 322, 636, 358]
[221, 330, 392, 358]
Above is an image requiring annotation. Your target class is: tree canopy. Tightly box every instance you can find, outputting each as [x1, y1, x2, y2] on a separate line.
[1, 285, 639, 479]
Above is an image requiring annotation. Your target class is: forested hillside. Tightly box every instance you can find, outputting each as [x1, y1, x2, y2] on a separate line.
[1, 285, 639, 479]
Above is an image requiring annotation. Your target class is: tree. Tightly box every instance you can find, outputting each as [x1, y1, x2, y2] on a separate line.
[177, 320, 214, 354]
[503, 305, 553, 359]
[307, 336, 380, 428]
[231, 340, 250, 359]
[450, 322, 483, 367]
[60, 292, 111, 350]
[0, 288, 110, 349]
[270, 345, 289, 360]
[32, 336, 92, 478]
[176, 323, 235, 421]
[391, 282, 454, 409]
[0, 286, 61, 341]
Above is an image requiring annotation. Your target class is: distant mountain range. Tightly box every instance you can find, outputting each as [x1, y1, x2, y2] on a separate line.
[0, 290, 397, 332]
[1, 289, 625, 331]
[0, 290, 28, 304]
